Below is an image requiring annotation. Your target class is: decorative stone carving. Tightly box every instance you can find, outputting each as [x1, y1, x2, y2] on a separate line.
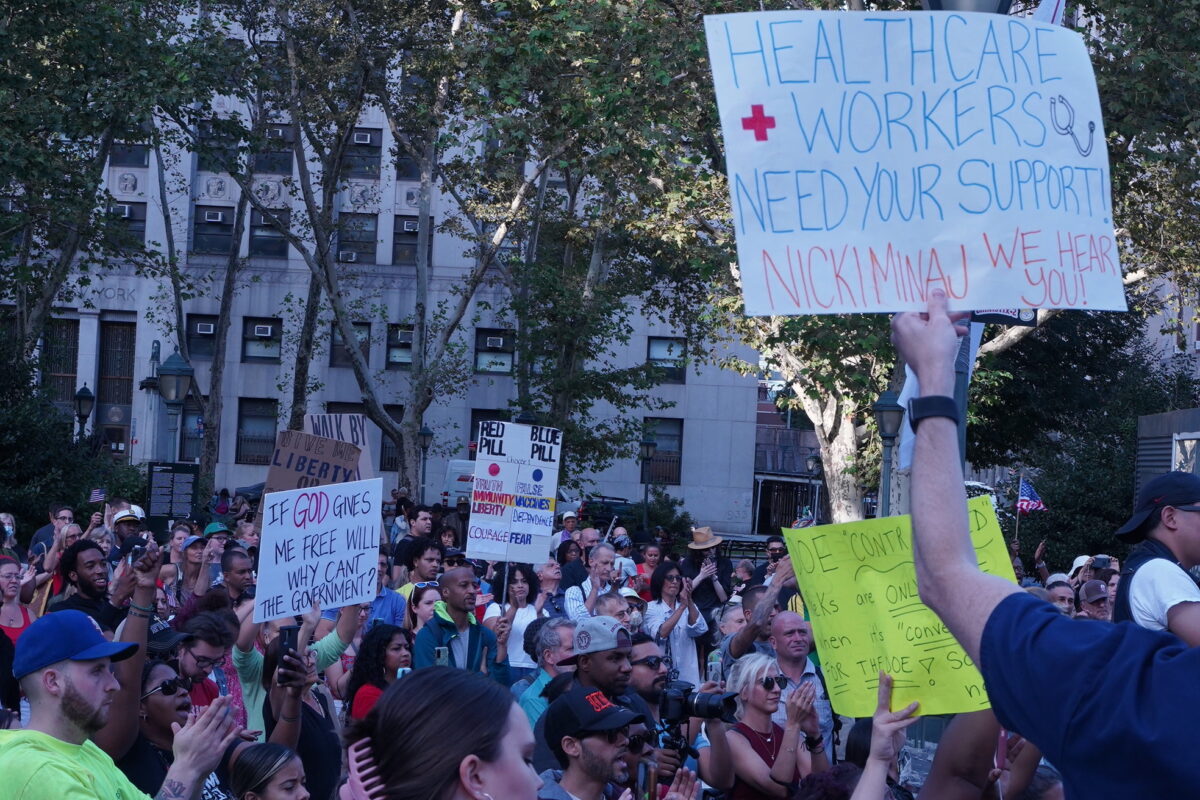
[205, 177, 227, 198]
[348, 182, 377, 207]
[254, 179, 282, 204]
[117, 173, 138, 193]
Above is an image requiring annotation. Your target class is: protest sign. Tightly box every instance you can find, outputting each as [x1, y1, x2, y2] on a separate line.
[705, 11, 1124, 315]
[254, 477, 383, 622]
[252, 430, 361, 530]
[466, 421, 562, 564]
[304, 413, 375, 480]
[783, 496, 1015, 716]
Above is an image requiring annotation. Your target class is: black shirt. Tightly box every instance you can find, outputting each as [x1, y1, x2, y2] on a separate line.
[116, 733, 235, 800]
[263, 689, 340, 800]
[48, 592, 126, 633]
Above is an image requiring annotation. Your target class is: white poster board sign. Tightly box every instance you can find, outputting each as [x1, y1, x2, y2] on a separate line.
[704, 11, 1125, 315]
[254, 477, 383, 623]
[304, 413, 375, 480]
[466, 421, 562, 564]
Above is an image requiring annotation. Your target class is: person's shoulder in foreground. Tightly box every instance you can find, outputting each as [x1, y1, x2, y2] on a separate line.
[0, 728, 150, 799]
[981, 561, 1200, 794]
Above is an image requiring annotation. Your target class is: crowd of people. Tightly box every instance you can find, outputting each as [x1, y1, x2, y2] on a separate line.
[5, 297, 1200, 797]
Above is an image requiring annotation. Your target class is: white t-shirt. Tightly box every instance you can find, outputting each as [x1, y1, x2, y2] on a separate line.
[484, 602, 540, 668]
[1128, 558, 1200, 631]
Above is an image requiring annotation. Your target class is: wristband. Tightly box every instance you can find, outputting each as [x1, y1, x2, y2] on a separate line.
[129, 601, 155, 614]
[907, 395, 959, 430]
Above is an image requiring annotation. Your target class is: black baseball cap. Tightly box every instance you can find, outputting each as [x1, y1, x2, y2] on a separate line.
[544, 684, 643, 765]
[1115, 471, 1200, 543]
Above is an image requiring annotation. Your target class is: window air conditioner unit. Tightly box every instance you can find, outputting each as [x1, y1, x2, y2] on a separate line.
[353, 132, 373, 145]
[402, 220, 420, 233]
[395, 329, 413, 344]
[204, 211, 225, 223]
[196, 322, 216, 335]
[267, 126, 285, 139]
[339, 250, 358, 262]
[254, 325, 274, 338]
[114, 204, 132, 218]
[485, 336, 505, 349]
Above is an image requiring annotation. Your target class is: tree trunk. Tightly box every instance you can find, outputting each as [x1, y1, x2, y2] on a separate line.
[287, 273, 322, 431]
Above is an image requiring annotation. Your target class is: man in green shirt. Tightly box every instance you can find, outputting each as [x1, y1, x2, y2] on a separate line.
[519, 616, 576, 727]
[0, 609, 237, 799]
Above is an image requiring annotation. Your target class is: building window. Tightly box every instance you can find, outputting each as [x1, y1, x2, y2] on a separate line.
[643, 417, 682, 486]
[330, 322, 371, 368]
[468, 409, 510, 461]
[197, 121, 238, 173]
[249, 209, 289, 258]
[386, 324, 413, 370]
[252, 124, 293, 175]
[648, 337, 686, 384]
[98, 321, 136, 406]
[375, 404, 405, 472]
[342, 128, 382, 179]
[180, 395, 205, 463]
[474, 328, 515, 374]
[392, 215, 432, 266]
[192, 205, 235, 254]
[337, 213, 377, 264]
[236, 398, 277, 465]
[396, 153, 420, 181]
[242, 317, 282, 363]
[110, 143, 150, 168]
[42, 318, 79, 405]
[186, 314, 218, 359]
[108, 201, 147, 248]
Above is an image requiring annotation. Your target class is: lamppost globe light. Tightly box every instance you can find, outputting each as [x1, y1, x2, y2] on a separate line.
[156, 350, 194, 406]
[872, 390, 905, 441]
[418, 425, 434, 452]
[639, 437, 657, 536]
[639, 437, 657, 462]
[74, 384, 94, 439]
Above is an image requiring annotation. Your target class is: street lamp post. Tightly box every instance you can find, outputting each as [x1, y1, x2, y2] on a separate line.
[74, 384, 94, 440]
[639, 437, 657, 536]
[418, 425, 434, 504]
[156, 350, 194, 463]
[872, 390, 905, 517]
[806, 452, 823, 524]
[515, 409, 536, 426]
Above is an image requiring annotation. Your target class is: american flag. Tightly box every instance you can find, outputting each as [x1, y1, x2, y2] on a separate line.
[88, 488, 106, 504]
[1016, 478, 1046, 513]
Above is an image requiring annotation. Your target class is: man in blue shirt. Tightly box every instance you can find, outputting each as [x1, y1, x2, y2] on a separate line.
[895, 291, 1200, 797]
[318, 549, 406, 632]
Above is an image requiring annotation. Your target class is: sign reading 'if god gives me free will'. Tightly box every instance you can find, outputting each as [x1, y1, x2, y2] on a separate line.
[705, 11, 1126, 315]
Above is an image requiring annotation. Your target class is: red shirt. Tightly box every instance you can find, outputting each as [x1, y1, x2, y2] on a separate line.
[188, 677, 220, 710]
[350, 684, 384, 719]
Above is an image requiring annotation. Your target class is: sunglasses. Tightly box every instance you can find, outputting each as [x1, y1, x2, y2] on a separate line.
[760, 675, 789, 691]
[444, 557, 466, 566]
[627, 732, 652, 754]
[413, 581, 439, 589]
[141, 677, 185, 700]
[589, 725, 630, 744]
[631, 655, 671, 670]
[663, 574, 682, 583]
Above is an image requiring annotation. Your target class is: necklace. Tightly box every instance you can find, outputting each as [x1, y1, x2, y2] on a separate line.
[745, 723, 775, 748]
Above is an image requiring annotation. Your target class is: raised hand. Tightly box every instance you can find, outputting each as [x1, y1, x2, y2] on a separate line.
[663, 767, 701, 800]
[866, 672, 920, 767]
[171, 696, 241, 778]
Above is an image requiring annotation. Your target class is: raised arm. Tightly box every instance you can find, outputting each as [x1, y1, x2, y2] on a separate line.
[895, 291, 1020, 664]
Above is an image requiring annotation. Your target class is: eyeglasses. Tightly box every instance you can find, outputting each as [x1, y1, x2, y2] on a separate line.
[627, 732, 652, 754]
[663, 574, 682, 583]
[141, 677, 185, 700]
[187, 650, 227, 670]
[413, 581, 439, 589]
[631, 655, 671, 670]
[55, 516, 73, 522]
[760, 675, 789, 691]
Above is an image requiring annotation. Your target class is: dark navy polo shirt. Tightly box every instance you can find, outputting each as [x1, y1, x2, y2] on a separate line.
[980, 591, 1200, 797]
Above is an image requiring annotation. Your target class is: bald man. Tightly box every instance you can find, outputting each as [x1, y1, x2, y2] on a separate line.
[412, 566, 511, 684]
[768, 611, 834, 760]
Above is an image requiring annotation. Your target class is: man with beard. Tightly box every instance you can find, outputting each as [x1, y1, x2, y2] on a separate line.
[539, 683, 644, 800]
[628, 633, 734, 792]
[0, 609, 238, 799]
[50, 539, 134, 634]
[413, 566, 511, 684]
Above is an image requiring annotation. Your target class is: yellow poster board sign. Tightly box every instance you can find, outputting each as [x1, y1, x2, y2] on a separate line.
[783, 496, 1015, 717]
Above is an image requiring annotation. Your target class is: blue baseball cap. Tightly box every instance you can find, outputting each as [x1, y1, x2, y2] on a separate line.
[13, 610, 138, 678]
[182, 535, 205, 550]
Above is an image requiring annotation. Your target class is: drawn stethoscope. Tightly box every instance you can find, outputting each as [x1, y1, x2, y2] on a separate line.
[1050, 95, 1095, 157]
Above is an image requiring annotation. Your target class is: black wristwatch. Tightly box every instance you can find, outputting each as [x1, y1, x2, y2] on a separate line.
[907, 395, 959, 430]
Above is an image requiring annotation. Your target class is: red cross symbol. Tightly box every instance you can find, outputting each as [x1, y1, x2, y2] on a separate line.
[741, 105, 775, 141]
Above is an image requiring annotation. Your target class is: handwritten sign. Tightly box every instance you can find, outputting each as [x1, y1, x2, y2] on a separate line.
[783, 496, 1015, 716]
[466, 421, 562, 564]
[704, 11, 1124, 315]
[252, 430, 361, 531]
[255, 477, 383, 622]
[304, 413, 375, 480]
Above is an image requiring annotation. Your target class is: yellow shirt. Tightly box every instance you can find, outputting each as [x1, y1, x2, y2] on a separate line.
[0, 729, 150, 799]
[397, 583, 414, 601]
